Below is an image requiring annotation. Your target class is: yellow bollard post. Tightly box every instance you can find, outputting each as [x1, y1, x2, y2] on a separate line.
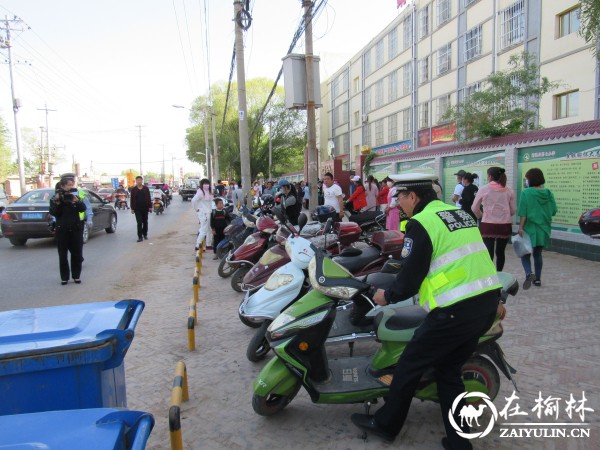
[187, 314, 195, 351]
[169, 360, 189, 450]
[189, 297, 197, 325]
[193, 268, 199, 303]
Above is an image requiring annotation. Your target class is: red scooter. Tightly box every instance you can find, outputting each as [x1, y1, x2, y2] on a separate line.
[227, 214, 279, 292]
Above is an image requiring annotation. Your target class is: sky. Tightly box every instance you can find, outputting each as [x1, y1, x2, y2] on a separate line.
[0, 0, 404, 181]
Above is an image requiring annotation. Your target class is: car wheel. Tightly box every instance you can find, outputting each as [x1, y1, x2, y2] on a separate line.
[9, 237, 27, 246]
[82, 223, 90, 244]
[105, 214, 117, 233]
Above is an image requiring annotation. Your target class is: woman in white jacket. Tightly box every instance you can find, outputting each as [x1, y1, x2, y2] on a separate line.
[192, 178, 214, 250]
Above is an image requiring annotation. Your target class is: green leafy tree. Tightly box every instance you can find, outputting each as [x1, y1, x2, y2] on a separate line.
[185, 78, 307, 181]
[443, 52, 559, 141]
[579, 0, 600, 59]
[0, 116, 15, 181]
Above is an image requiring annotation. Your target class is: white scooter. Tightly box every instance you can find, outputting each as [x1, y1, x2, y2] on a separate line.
[239, 218, 415, 362]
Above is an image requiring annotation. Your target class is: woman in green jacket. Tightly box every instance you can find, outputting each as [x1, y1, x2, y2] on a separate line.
[518, 168, 557, 290]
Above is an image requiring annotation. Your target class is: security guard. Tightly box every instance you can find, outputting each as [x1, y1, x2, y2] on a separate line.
[351, 173, 501, 450]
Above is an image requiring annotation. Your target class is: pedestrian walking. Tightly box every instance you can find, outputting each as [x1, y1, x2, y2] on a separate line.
[232, 181, 244, 214]
[364, 175, 379, 211]
[303, 182, 310, 210]
[322, 172, 344, 220]
[377, 177, 390, 211]
[347, 176, 367, 213]
[471, 167, 516, 271]
[50, 175, 87, 285]
[351, 173, 501, 450]
[192, 178, 214, 250]
[459, 172, 479, 221]
[130, 176, 152, 242]
[384, 178, 400, 231]
[518, 168, 557, 289]
[451, 170, 466, 206]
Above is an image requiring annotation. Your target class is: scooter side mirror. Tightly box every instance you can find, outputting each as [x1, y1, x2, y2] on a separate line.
[298, 213, 308, 231]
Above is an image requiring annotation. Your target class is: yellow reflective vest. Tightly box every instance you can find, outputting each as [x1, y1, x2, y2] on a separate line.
[411, 200, 501, 312]
[78, 189, 86, 221]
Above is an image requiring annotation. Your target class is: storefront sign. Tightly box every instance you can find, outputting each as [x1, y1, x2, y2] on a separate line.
[373, 140, 412, 156]
[397, 159, 436, 175]
[418, 123, 457, 147]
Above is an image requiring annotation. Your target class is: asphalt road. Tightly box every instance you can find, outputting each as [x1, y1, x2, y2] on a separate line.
[0, 194, 191, 312]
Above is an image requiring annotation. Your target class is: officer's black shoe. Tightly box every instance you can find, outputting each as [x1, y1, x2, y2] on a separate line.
[441, 436, 473, 450]
[137, 238, 143, 242]
[350, 413, 395, 442]
[143, 235, 148, 240]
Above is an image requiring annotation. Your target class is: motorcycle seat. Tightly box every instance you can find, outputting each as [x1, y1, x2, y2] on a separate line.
[375, 305, 426, 332]
[348, 211, 383, 225]
[333, 246, 381, 273]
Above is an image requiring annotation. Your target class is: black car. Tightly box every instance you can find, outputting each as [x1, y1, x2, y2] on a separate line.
[1, 188, 117, 246]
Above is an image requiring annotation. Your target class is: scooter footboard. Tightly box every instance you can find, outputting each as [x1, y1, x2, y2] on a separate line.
[253, 357, 300, 397]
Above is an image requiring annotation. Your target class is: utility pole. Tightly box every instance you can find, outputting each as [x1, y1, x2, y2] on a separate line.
[37, 104, 56, 186]
[303, 0, 318, 210]
[203, 112, 212, 182]
[1, 17, 26, 194]
[234, 0, 252, 204]
[211, 107, 219, 181]
[161, 145, 165, 183]
[136, 125, 145, 176]
[39, 126, 45, 186]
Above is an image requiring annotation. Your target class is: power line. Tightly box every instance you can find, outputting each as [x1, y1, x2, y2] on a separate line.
[181, 0, 199, 93]
[172, 0, 196, 96]
[219, 45, 236, 143]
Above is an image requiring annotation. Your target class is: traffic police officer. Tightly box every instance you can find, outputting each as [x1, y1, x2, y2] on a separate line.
[351, 173, 501, 450]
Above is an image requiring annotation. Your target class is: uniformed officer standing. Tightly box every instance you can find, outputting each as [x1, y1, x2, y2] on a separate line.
[351, 173, 501, 450]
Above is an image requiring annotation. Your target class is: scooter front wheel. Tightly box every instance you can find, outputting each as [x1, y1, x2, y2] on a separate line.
[462, 355, 501, 401]
[247, 320, 272, 362]
[231, 266, 250, 292]
[218, 253, 236, 278]
[252, 383, 301, 416]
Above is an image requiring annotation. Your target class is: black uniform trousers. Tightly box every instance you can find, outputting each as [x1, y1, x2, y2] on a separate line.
[135, 209, 149, 239]
[374, 291, 498, 450]
[56, 225, 83, 281]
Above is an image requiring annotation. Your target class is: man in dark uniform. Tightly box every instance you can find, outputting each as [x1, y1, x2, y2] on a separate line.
[130, 176, 152, 242]
[351, 173, 501, 450]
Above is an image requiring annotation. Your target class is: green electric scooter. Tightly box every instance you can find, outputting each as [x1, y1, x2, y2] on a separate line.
[252, 246, 519, 416]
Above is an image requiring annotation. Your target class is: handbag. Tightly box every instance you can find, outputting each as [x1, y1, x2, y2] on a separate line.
[512, 233, 532, 258]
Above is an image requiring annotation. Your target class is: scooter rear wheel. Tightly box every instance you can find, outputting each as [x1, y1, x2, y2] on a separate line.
[252, 383, 301, 416]
[247, 320, 272, 362]
[462, 355, 501, 401]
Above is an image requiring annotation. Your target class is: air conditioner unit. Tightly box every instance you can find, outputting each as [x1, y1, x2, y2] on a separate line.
[362, 115, 369, 123]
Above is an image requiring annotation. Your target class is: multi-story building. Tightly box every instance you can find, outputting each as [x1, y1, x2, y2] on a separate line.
[317, 0, 597, 171]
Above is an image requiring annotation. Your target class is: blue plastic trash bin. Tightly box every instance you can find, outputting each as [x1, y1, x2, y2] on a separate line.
[0, 300, 144, 415]
[0, 408, 155, 450]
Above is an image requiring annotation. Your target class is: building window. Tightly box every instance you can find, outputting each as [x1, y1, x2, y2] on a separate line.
[403, 15, 413, 49]
[331, 78, 338, 99]
[464, 24, 482, 62]
[461, 81, 481, 101]
[375, 79, 384, 108]
[389, 70, 398, 102]
[419, 102, 430, 129]
[332, 106, 340, 128]
[388, 113, 398, 143]
[419, 56, 429, 84]
[354, 111, 360, 127]
[437, 94, 451, 124]
[343, 133, 349, 155]
[342, 103, 349, 124]
[388, 28, 398, 60]
[500, 0, 524, 49]
[437, 0, 451, 27]
[354, 77, 360, 94]
[364, 122, 372, 146]
[341, 71, 349, 93]
[364, 49, 372, 75]
[365, 86, 372, 113]
[555, 91, 579, 119]
[402, 108, 413, 139]
[419, 6, 429, 39]
[559, 7, 580, 38]
[464, 0, 478, 7]
[375, 119, 384, 147]
[353, 144, 360, 160]
[403, 62, 412, 95]
[437, 43, 451, 75]
[375, 39, 384, 69]
[508, 74, 524, 111]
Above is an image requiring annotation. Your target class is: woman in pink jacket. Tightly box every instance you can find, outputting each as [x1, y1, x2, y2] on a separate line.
[384, 178, 400, 231]
[472, 167, 516, 271]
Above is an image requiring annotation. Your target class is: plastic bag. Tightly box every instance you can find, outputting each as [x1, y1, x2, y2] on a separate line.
[512, 233, 532, 258]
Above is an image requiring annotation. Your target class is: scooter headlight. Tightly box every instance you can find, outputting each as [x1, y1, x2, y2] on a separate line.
[264, 272, 294, 291]
[243, 234, 261, 246]
[268, 310, 329, 340]
[258, 249, 285, 266]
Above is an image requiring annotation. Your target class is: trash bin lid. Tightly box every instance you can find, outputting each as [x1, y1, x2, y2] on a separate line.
[0, 408, 155, 450]
[0, 300, 144, 360]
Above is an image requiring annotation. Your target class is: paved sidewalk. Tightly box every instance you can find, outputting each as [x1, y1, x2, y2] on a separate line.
[117, 213, 600, 450]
